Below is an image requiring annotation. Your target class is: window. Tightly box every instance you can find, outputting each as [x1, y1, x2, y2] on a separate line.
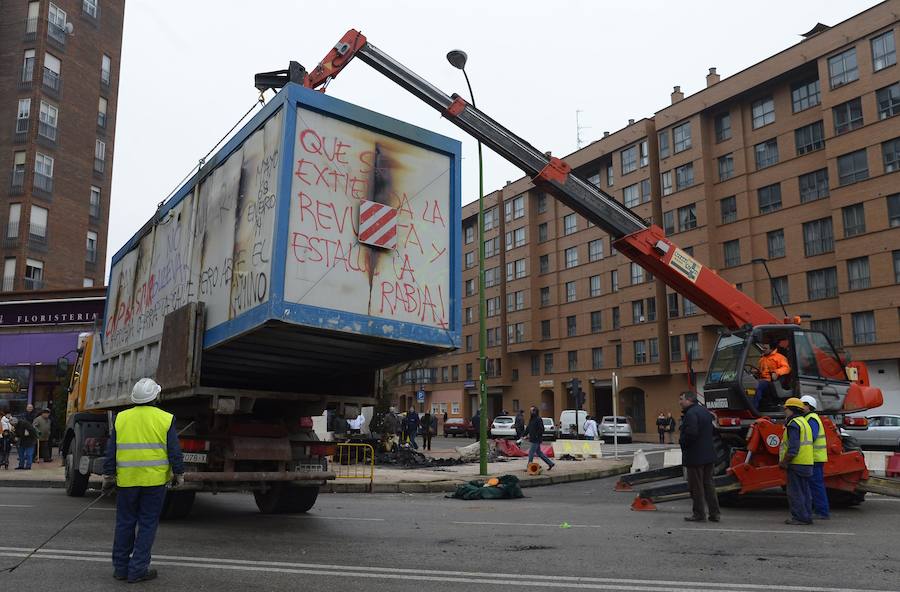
[26, 2, 38, 35]
[592, 348, 604, 370]
[771, 276, 789, 306]
[877, 83, 900, 119]
[807, 267, 838, 300]
[658, 130, 670, 158]
[661, 171, 673, 196]
[685, 334, 700, 359]
[670, 335, 682, 361]
[755, 139, 779, 169]
[630, 263, 644, 285]
[465, 278, 475, 297]
[588, 239, 603, 262]
[565, 281, 577, 302]
[464, 251, 475, 269]
[890, 194, 900, 227]
[837, 149, 868, 185]
[483, 207, 498, 230]
[640, 178, 651, 203]
[847, 257, 870, 290]
[566, 315, 577, 337]
[883, 138, 900, 172]
[589, 275, 601, 297]
[43, 53, 61, 91]
[541, 320, 551, 340]
[83, 0, 98, 18]
[11, 152, 26, 189]
[24, 258, 43, 290]
[566, 351, 577, 372]
[667, 293, 679, 318]
[484, 267, 500, 287]
[833, 98, 863, 135]
[828, 47, 858, 88]
[101, 54, 112, 85]
[799, 169, 830, 202]
[563, 214, 577, 236]
[852, 311, 876, 344]
[751, 97, 775, 128]
[842, 203, 866, 237]
[488, 327, 503, 347]
[451, 366, 459, 381]
[464, 225, 474, 244]
[795, 121, 825, 155]
[723, 239, 741, 267]
[606, 164, 614, 187]
[544, 353, 554, 374]
[663, 210, 675, 235]
[811, 318, 843, 349]
[758, 183, 782, 214]
[714, 112, 731, 142]
[38, 101, 58, 141]
[590, 311, 602, 333]
[683, 298, 698, 316]
[871, 30, 896, 71]
[646, 297, 657, 321]
[531, 356, 540, 376]
[29, 205, 47, 240]
[675, 163, 693, 191]
[612, 306, 620, 330]
[673, 121, 692, 153]
[615, 344, 622, 368]
[623, 184, 640, 207]
[48, 3, 67, 43]
[504, 195, 525, 222]
[507, 323, 525, 345]
[648, 338, 659, 364]
[538, 222, 548, 242]
[95, 139, 107, 173]
[16, 99, 30, 134]
[537, 193, 548, 213]
[634, 341, 647, 364]
[791, 79, 821, 112]
[504, 228, 525, 250]
[465, 364, 473, 381]
[718, 154, 734, 181]
[34, 153, 54, 192]
[540, 286, 550, 306]
[98, 97, 108, 128]
[894, 250, 900, 284]
[7, 204, 21, 239]
[610, 270, 619, 292]
[639, 140, 649, 167]
[539, 254, 550, 274]
[506, 259, 526, 281]
[508, 291, 525, 312]
[464, 307, 473, 324]
[720, 196, 737, 224]
[621, 145, 638, 175]
[677, 204, 697, 232]
[632, 300, 644, 323]
[767, 229, 785, 259]
[565, 247, 579, 268]
[803, 218, 834, 256]
[465, 335, 472, 352]
[22, 50, 35, 82]
[83, 278, 94, 287]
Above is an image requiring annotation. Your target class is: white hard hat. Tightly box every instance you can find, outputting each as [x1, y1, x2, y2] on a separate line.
[131, 378, 161, 404]
[800, 395, 819, 409]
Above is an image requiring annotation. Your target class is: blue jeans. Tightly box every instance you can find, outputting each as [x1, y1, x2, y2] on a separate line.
[527, 441, 554, 468]
[113, 485, 167, 580]
[810, 462, 830, 517]
[753, 380, 775, 410]
[17, 443, 34, 468]
[786, 464, 813, 523]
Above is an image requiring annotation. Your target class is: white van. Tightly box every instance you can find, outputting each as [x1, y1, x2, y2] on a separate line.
[558, 409, 590, 438]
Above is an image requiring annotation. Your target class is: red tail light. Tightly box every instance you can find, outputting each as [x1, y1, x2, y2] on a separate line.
[843, 417, 868, 428]
[298, 416, 314, 429]
[718, 417, 742, 427]
[179, 438, 209, 453]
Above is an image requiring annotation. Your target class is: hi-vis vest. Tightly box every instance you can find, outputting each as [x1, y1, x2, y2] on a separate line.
[805, 412, 828, 463]
[114, 406, 173, 487]
[779, 415, 814, 465]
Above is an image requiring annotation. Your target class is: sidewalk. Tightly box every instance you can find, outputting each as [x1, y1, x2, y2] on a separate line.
[0, 448, 631, 493]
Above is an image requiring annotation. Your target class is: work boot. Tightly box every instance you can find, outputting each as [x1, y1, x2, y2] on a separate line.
[784, 518, 812, 525]
[708, 515, 721, 522]
[128, 569, 157, 583]
[813, 513, 830, 520]
[113, 572, 127, 581]
[683, 515, 706, 522]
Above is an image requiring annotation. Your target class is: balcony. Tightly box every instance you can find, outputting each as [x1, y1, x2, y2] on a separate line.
[14, 117, 29, 143]
[38, 121, 57, 143]
[42, 68, 61, 98]
[86, 248, 98, 266]
[9, 170, 25, 195]
[97, 111, 107, 130]
[100, 70, 111, 93]
[1, 277, 14, 292]
[33, 172, 53, 195]
[89, 201, 101, 220]
[18, 65, 34, 91]
[23, 277, 44, 291]
[94, 158, 105, 175]
[24, 18, 38, 40]
[47, 22, 67, 50]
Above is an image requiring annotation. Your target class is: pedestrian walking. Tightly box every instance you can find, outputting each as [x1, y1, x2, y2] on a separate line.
[33, 408, 53, 463]
[0, 410, 11, 469]
[583, 416, 599, 441]
[678, 392, 720, 523]
[665, 412, 677, 444]
[513, 410, 525, 440]
[102, 378, 184, 583]
[800, 395, 830, 520]
[656, 411, 667, 444]
[422, 411, 433, 451]
[779, 397, 814, 525]
[472, 410, 481, 442]
[405, 407, 420, 450]
[13, 417, 36, 470]
[523, 406, 554, 471]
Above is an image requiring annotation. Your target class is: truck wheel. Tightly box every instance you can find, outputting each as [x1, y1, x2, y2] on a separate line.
[827, 435, 867, 507]
[161, 491, 196, 520]
[254, 483, 319, 514]
[64, 453, 89, 497]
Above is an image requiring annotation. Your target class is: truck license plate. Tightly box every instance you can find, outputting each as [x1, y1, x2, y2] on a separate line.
[706, 398, 729, 409]
[183, 453, 207, 464]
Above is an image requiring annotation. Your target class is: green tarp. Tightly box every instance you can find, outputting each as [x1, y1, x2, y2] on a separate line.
[447, 474, 524, 500]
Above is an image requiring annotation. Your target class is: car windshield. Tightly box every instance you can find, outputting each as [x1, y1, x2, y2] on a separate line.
[706, 334, 745, 384]
[602, 417, 628, 424]
[494, 417, 513, 424]
[542, 418, 553, 425]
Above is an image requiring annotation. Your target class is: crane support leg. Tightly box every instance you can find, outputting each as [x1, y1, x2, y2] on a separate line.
[631, 474, 741, 511]
[615, 465, 683, 491]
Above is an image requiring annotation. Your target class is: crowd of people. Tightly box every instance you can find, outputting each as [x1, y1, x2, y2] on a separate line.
[0, 403, 55, 470]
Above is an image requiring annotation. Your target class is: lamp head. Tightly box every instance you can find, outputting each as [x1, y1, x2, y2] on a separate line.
[446, 49, 468, 70]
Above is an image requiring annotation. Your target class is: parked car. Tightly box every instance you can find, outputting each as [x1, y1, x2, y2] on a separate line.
[599, 416, 633, 443]
[850, 415, 900, 450]
[542, 417, 559, 441]
[443, 417, 475, 437]
[490, 416, 517, 438]
[558, 409, 590, 439]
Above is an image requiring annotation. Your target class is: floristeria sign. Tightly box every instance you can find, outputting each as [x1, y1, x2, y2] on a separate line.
[0, 298, 104, 327]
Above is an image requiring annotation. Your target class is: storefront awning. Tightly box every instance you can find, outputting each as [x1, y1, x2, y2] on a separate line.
[0, 332, 82, 366]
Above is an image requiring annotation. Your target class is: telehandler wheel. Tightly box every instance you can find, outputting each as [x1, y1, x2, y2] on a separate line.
[254, 483, 319, 514]
[713, 434, 741, 506]
[64, 453, 89, 497]
[161, 491, 196, 520]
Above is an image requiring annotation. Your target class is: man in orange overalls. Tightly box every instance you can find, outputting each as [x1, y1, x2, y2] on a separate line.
[752, 341, 791, 411]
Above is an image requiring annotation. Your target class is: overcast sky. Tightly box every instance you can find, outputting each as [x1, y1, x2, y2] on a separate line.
[107, 0, 880, 275]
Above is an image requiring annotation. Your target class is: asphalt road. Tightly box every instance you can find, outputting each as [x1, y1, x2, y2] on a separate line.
[1, 478, 898, 592]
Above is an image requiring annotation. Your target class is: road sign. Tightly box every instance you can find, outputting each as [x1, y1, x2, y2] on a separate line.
[416, 390, 425, 402]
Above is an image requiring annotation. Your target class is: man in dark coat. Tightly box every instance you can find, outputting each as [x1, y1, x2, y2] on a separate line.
[405, 407, 420, 450]
[13, 417, 37, 470]
[678, 392, 720, 522]
[513, 410, 525, 440]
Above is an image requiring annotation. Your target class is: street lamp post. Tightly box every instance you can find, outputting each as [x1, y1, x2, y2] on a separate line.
[447, 49, 488, 476]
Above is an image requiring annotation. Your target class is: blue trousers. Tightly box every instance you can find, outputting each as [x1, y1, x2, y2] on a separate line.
[527, 441, 554, 468]
[753, 380, 775, 410]
[113, 485, 167, 580]
[17, 443, 34, 468]
[811, 462, 830, 517]
[786, 464, 813, 523]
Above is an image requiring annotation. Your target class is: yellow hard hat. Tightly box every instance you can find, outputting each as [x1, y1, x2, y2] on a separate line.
[784, 397, 805, 410]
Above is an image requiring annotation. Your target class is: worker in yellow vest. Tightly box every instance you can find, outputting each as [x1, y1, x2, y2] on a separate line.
[778, 397, 814, 525]
[801, 395, 830, 520]
[102, 378, 184, 583]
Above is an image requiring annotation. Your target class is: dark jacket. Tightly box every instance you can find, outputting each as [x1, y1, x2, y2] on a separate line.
[421, 413, 432, 434]
[14, 421, 37, 446]
[679, 403, 716, 466]
[406, 411, 420, 431]
[513, 414, 525, 435]
[656, 416, 667, 433]
[525, 415, 544, 443]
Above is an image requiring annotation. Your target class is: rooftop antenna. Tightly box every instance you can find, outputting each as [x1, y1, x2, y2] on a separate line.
[576, 110, 591, 149]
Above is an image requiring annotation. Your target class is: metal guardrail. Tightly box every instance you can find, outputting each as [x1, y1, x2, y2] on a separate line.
[335, 442, 375, 492]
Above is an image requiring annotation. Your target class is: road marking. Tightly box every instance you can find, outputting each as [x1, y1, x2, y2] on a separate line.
[0, 547, 889, 592]
[453, 520, 604, 528]
[288, 515, 386, 522]
[677, 527, 855, 536]
[0, 504, 33, 508]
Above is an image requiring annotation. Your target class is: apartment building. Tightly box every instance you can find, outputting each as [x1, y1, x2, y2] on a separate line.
[396, 2, 900, 433]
